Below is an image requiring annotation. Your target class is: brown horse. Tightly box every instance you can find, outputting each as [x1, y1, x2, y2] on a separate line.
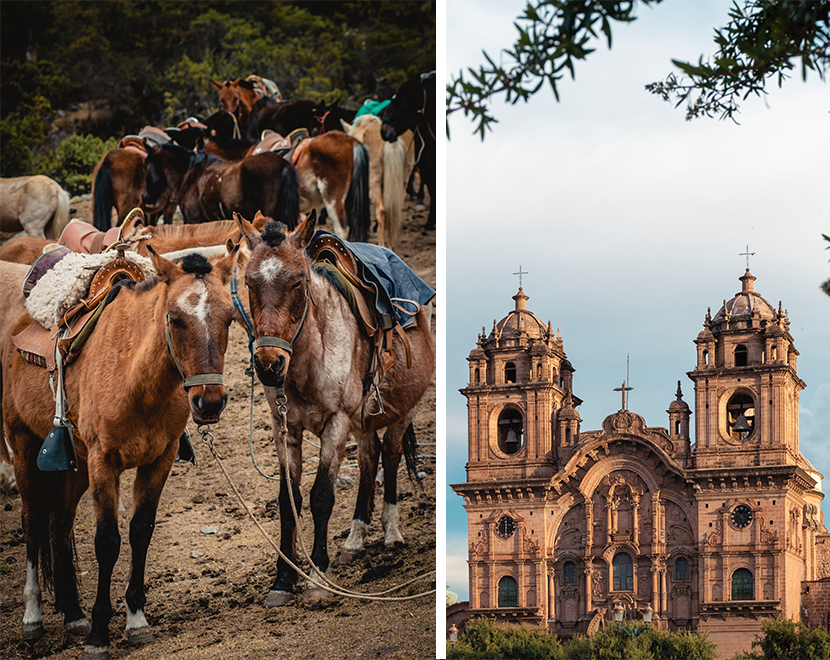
[91, 147, 176, 231]
[212, 77, 283, 138]
[2, 249, 238, 659]
[234, 212, 434, 606]
[0, 175, 71, 240]
[142, 142, 300, 227]
[340, 115, 415, 250]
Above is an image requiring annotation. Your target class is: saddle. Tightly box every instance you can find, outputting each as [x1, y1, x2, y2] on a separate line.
[308, 232, 435, 420]
[251, 128, 309, 161]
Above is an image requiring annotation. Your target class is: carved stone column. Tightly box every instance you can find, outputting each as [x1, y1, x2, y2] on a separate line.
[632, 494, 641, 546]
[548, 569, 556, 620]
[583, 563, 594, 615]
[585, 501, 594, 550]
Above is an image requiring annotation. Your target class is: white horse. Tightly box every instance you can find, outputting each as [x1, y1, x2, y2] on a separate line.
[0, 175, 71, 240]
[340, 115, 415, 251]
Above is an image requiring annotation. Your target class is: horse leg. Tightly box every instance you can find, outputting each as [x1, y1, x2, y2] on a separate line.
[265, 419, 304, 607]
[302, 411, 349, 602]
[343, 431, 380, 556]
[51, 464, 92, 635]
[83, 455, 122, 660]
[12, 433, 47, 641]
[124, 445, 176, 646]
[380, 417, 418, 548]
[321, 190, 348, 240]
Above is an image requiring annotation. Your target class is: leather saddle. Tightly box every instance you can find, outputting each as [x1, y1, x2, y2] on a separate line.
[251, 128, 309, 161]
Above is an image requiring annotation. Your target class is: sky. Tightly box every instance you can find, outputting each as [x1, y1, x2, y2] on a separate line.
[443, 0, 829, 605]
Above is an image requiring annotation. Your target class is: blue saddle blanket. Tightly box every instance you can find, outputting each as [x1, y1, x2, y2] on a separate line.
[310, 231, 435, 330]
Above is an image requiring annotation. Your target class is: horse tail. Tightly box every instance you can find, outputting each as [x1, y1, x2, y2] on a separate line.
[92, 159, 115, 232]
[276, 163, 300, 230]
[402, 422, 423, 491]
[382, 139, 405, 250]
[36, 471, 64, 591]
[346, 141, 370, 243]
[47, 186, 71, 241]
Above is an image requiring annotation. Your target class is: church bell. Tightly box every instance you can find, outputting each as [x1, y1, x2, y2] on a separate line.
[733, 412, 752, 433]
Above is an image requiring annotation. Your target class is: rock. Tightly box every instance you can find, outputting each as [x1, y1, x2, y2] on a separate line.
[201, 526, 219, 534]
[190, 550, 203, 558]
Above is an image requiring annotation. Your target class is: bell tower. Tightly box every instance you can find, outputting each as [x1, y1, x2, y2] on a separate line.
[689, 267, 823, 655]
[453, 286, 580, 617]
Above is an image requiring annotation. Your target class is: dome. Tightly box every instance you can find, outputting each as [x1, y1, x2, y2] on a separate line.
[488, 288, 550, 342]
[710, 269, 778, 328]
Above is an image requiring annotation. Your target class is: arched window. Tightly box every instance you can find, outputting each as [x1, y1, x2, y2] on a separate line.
[498, 576, 518, 607]
[734, 344, 748, 367]
[536, 363, 542, 379]
[504, 362, 516, 383]
[727, 393, 755, 441]
[732, 568, 753, 600]
[497, 408, 524, 455]
[563, 561, 577, 584]
[703, 349, 709, 366]
[612, 552, 634, 591]
[675, 557, 688, 580]
[474, 368, 480, 384]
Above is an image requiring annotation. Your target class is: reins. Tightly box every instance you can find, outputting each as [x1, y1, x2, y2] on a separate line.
[197, 423, 435, 601]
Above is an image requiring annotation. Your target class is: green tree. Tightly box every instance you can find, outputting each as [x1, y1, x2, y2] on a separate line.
[446, 0, 829, 139]
[447, 618, 565, 659]
[749, 618, 830, 660]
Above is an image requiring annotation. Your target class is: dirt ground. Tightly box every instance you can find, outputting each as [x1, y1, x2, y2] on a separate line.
[0, 196, 437, 659]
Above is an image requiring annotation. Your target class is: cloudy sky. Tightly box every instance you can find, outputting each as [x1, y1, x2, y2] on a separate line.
[442, 0, 829, 604]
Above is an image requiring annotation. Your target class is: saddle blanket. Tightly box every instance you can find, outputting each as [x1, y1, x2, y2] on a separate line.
[311, 231, 435, 330]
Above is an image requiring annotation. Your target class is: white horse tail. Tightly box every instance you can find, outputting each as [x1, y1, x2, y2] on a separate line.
[48, 185, 71, 241]
[382, 139, 405, 251]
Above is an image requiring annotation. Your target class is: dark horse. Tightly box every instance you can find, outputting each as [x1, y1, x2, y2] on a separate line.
[234, 212, 435, 606]
[381, 72, 435, 232]
[141, 142, 300, 227]
[246, 98, 354, 140]
[2, 249, 238, 659]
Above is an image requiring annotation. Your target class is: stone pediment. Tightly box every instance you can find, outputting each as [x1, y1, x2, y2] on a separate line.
[602, 410, 674, 453]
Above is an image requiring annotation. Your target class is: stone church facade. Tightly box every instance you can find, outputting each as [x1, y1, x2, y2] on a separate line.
[451, 270, 829, 658]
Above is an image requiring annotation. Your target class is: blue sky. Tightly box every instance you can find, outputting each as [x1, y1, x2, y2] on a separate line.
[443, 0, 829, 604]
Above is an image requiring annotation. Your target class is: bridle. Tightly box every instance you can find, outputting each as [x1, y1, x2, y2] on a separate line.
[164, 314, 224, 390]
[253, 264, 315, 357]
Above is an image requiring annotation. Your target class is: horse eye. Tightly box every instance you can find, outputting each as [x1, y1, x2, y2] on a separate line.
[291, 280, 302, 290]
[169, 316, 186, 328]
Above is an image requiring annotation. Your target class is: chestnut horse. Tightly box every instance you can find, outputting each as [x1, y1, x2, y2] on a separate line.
[381, 72, 436, 233]
[212, 77, 283, 138]
[142, 142, 300, 227]
[91, 147, 176, 231]
[1, 249, 238, 659]
[235, 212, 434, 606]
[0, 175, 71, 240]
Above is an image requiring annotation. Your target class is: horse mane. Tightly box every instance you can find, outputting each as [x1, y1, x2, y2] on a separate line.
[261, 221, 288, 247]
[179, 253, 212, 275]
[146, 220, 238, 239]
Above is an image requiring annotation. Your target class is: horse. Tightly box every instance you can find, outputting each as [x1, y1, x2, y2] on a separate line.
[195, 124, 369, 243]
[213, 77, 283, 137]
[1, 248, 239, 659]
[381, 72, 436, 232]
[340, 115, 415, 250]
[245, 98, 351, 140]
[234, 211, 435, 606]
[91, 147, 176, 231]
[141, 142, 300, 227]
[0, 175, 71, 240]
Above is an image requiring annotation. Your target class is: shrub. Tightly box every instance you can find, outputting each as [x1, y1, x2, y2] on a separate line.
[36, 133, 117, 196]
[447, 618, 564, 659]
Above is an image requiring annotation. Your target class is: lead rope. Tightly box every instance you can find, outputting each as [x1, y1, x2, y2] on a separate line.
[197, 422, 434, 601]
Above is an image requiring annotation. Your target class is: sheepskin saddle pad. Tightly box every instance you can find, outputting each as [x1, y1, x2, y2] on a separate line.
[25, 249, 155, 329]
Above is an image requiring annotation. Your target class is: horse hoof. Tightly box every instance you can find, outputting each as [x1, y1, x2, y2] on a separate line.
[264, 590, 293, 608]
[127, 625, 154, 646]
[335, 549, 361, 564]
[82, 645, 109, 660]
[301, 585, 331, 604]
[65, 617, 92, 635]
[22, 621, 45, 641]
[384, 538, 405, 550]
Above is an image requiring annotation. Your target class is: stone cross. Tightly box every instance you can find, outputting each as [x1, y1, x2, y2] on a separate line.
[614, 381, 633, 411]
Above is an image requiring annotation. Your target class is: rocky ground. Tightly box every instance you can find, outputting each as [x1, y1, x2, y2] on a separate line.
[0, 196, 437, 659]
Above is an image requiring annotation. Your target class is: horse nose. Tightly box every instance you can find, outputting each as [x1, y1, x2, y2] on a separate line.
[190, 385, 228, 424]
[381, 125, 397, 142]
[253, 350, 287, 387]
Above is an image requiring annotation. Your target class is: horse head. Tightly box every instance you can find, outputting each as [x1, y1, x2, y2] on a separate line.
[142, 142, 191, 209]
[146, 244, 238, 424]
[233, 210, 317, 388]
[213, 78, 243, 116]
[381, 73, 436, 142]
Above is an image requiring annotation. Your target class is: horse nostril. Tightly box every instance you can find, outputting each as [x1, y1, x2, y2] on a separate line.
[275, 355, 285, 375]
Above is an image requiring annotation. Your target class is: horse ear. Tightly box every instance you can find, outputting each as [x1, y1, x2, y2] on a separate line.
[212, 80, 224, 90]
[340, 119, 352, 133]
[211, 242, 239, 286]
[233, 212, 262, 252]
[146, 244, 178, 282]
[293, 210, 317, 248]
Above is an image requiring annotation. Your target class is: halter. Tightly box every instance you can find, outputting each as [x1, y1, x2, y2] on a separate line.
[165, 314, 224, 390]
[253, 266, 315, 356]
[315, 109, 331, 133]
